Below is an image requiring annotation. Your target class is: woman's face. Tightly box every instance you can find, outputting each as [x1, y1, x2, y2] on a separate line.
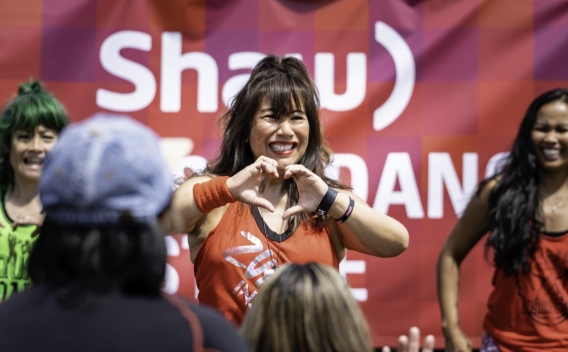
[10, 125, 58, 184]
[248, 99, 310, 170]
[531, 100, 568, 172]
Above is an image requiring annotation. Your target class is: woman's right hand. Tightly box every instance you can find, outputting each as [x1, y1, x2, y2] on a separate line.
[226, 156, 280, 212]
[442, 325, 472, 352]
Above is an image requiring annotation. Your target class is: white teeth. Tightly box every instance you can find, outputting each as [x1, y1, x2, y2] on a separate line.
[24, 158, 43, 165]
[543, 149, 560, 157]
[270, 144, 293, 152]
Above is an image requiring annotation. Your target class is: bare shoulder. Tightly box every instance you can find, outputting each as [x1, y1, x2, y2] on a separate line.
[476, 176, 500, 207]
[173, 174, 216, 198]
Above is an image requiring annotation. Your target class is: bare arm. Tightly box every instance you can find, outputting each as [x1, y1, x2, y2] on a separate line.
[164, 175, 215, 235]
[437, 179, 496, 352]
[329, 190, 409, 258]
[282, 164, 408, 258]
[164, 157, 281, 235]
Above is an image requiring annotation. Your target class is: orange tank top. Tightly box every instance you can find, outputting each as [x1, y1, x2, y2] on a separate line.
[193, 202, 339, 326]
[483, 232, 568, 351]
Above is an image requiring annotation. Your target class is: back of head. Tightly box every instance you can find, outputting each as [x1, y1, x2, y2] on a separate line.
[241, 262, 374, 352]
[0, 81, 68, 193]
[29, 113, 172, 302]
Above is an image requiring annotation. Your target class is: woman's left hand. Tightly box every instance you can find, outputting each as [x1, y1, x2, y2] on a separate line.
[282, 164, 328, 219]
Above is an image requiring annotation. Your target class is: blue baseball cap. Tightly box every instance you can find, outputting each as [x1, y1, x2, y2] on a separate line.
[39, 113, 172, 225]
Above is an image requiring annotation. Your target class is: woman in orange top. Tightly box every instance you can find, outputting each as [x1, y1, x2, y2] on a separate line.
[438, 88, 568, 352]
[168, 55, 409, 325]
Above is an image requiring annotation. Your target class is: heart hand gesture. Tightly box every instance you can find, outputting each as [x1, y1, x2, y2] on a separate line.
[226, 156, 280, 212]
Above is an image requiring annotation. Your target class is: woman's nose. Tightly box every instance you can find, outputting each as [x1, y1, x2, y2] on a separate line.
[278, 119, 293, 135]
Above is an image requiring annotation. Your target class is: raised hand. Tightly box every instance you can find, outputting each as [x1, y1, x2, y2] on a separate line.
[282, 164, 329, 219]
[382, 327, 435, 352]
[226, 156, 280, 212]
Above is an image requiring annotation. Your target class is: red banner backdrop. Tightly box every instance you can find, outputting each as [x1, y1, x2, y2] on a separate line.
[1, 0, 568, 348]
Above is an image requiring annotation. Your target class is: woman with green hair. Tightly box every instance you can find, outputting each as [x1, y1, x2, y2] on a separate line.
[0, 81, 68, 301]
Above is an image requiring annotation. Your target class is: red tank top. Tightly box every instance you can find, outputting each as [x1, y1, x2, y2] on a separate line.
[483, 232, 568, 351]
[193, 202, 339, 325]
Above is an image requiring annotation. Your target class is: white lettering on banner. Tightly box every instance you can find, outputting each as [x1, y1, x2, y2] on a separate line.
[97, 31, 156, 111]
[373, 152, 424, 218]
[373, 21, 415, 131]
[428, 153, 478, 219]
[161, 32, 218, 113]
[339, 254, 368, 302]
[485, 152, 509, 179]
[96, 21, 415, 117]
[325, 153, 369, 201]
[316, 53, 367, 111]
[162, 149, 500, 223]
[163, 234, 199, 299]
[222, 52, 304, 107]
[222, 52, 266, 107]
[163, 236, 181, 295]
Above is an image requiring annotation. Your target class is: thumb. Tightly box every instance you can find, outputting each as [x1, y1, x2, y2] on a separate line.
[282, 205, 304, 220]
[253, 198, 275, 213]
[381, 347, 391, 352]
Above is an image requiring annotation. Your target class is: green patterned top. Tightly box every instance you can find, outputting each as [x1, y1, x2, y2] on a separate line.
[0, 196, 38, 301]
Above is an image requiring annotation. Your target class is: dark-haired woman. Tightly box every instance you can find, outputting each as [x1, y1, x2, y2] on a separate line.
[169, 55, 409, 325]
[437, 88, 568, 352]
[0, 81, 68, 301]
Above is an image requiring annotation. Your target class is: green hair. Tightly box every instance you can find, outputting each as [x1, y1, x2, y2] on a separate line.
[0, 81, 69, 193]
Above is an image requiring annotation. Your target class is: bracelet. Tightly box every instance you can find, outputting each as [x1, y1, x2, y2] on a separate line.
[316, 187, 338, 216]
[193, 176, 236, 214]
[336, 197, 354, 223]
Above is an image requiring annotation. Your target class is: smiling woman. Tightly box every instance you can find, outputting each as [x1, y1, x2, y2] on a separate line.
[167, 55, 409, 325]
[0, 81, 68, 301]
[437, 88, 568, 352]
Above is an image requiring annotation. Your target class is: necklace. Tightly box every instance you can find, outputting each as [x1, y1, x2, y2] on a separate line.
[257, 207, 282, 272]
[548, 194, 568, 213]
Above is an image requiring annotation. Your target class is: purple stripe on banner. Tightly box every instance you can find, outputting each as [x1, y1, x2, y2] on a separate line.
[42, 0, 96, 28]
[205, 0, 259, 31]
[534, 26, 568, 80]
[419, 28, 478, 82]
[205, 30, 259, 83]
[41, 26, 96, 82]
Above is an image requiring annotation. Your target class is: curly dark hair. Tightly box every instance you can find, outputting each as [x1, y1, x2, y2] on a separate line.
[205, 55, 348, 231]
[484, 88, 568, 275]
